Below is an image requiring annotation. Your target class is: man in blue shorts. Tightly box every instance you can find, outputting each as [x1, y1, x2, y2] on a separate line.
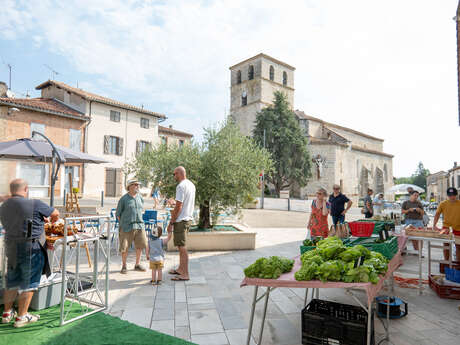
[0, 179, 59, 327]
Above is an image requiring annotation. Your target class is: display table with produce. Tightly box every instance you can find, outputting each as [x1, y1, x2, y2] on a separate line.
[403, 225, 456, 295]
[240, 236, 407, 345]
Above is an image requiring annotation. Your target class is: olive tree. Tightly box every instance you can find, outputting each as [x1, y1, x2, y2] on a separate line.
[125, 121, 272, 228]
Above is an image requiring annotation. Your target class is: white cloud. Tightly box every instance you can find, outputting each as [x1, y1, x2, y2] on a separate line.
[1, 0, 459, 176]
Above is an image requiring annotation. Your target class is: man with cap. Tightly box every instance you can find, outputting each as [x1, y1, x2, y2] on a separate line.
[433, 187, 460, 261]
[116, 179, 148, 274]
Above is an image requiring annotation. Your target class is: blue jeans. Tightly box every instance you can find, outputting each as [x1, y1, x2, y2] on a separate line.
[7, 243, 44, 291]
[332, 214, 345, 225]
[405, 218, 424, 227]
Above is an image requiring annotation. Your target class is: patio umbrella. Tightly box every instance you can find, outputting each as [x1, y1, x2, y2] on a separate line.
[0, 138, 107, 163]
[389, 184, 425, 194]
[0, 136, 109, 206]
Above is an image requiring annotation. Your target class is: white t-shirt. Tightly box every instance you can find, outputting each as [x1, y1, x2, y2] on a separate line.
[175, 179, 196, 222]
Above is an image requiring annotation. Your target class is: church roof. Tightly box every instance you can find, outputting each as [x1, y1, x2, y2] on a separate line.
[229, 53, 296, 70]
[294, 110, 384, 142]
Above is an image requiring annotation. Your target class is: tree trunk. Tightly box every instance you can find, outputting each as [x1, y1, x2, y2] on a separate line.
[198, 201, 211, 229]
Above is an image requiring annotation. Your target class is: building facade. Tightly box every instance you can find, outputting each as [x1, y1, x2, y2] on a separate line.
[427, 171, 448, 202]
[229, 54, 394, 202]
[158, 125, 193, 147]
[0, 97, 89, 197]
[35, 80, 166, 197]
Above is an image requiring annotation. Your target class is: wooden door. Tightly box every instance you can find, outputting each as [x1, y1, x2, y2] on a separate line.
[105, 168, 116, 197]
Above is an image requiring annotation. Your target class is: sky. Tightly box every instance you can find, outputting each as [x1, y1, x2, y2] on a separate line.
[0, 0, 459, 177]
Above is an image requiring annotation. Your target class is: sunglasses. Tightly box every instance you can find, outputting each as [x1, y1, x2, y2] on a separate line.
[333, 187, 340, 190]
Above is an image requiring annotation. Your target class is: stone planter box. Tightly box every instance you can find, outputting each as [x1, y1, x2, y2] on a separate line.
[167, 224, 256, 251]
[244, 202, 258, 209]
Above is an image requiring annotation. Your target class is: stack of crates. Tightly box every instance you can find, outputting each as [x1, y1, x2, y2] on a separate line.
[302, 299, 374, 345]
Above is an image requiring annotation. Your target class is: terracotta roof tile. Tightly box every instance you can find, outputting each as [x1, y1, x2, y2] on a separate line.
[0, 97, 88, 120]
[36, 80, 166, 119]
[158, 125, 193, 138]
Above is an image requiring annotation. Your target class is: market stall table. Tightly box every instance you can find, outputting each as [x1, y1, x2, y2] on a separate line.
[240, 236, 407, 345]
[405, 234, 455, 294]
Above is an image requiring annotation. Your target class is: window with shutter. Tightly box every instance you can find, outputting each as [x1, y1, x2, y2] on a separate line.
[118, 137, 124, 156]
[103, 135, 109, 154]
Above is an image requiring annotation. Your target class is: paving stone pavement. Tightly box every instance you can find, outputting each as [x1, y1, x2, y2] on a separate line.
[101, 227, 460, 345]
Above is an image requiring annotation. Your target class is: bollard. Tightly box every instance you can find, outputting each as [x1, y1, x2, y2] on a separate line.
[288, 198, 291, 211]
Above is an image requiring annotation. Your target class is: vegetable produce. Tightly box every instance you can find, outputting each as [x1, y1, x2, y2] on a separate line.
[244, 256, 294, 279]
[295, 262, 320, 281]
[339, 245, 370, 262]
[316, 236, 346, 260]
[317, 260, 344, 282]
[295, 236, 389, 284]
[303, 239, 314, 246]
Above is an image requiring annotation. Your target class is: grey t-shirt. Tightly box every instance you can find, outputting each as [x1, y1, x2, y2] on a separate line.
[148, 237, 165, 262]
[402, 200, 423, 220]
[364, 195, 373, 213]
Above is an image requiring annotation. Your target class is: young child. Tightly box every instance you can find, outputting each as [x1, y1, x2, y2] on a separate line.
[146, 226, 170, 285]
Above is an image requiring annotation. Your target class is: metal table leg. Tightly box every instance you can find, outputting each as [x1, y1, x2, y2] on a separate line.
[366, 300, 372, 345]
[246, 286, 259, 345]
[428, 241, 431, 278]
[418, 239, 423, 295]
[390, 272, 394, 293]
[258, 287, 271, 345]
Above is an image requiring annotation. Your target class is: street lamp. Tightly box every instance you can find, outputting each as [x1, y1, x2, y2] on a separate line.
[32, 131, 65, 207]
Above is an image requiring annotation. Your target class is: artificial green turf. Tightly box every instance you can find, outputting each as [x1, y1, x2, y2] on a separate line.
[0, 303, 195, 345]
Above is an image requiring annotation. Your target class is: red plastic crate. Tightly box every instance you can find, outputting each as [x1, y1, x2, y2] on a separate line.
[429, 275, 460, 300]
[348, 222, 375, 237]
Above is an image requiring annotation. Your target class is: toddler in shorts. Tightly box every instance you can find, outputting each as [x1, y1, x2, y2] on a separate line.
[146, 226, 170, 285]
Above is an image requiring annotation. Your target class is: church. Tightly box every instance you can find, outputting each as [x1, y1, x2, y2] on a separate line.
[229, 53, 394, 202]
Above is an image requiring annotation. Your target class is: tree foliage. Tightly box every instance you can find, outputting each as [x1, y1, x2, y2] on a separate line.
[252, 91, 311, 196]
[124, 121, 272, 228]
[394, 162, 430, 190]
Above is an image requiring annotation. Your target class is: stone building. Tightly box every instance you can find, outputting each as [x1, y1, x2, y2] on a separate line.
[158, 125, 193, 147]
[35, 80, 166, 197]
[427, 162, 460, 202]
[0, 96, 89, 198]
[426, 171, 448, 202]
[229, 53, 394, 202]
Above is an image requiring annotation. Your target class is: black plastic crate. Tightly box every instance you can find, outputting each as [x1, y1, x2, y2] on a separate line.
[302, 299, 374, 345]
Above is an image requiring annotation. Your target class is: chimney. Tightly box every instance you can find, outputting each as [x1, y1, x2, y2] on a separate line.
[0, 82, 7, 97]
[169, 125, 173, 129]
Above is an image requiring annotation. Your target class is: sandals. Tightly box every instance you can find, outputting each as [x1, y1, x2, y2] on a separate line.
[171, 276, 189, 281]
[168, 269, 181, 275]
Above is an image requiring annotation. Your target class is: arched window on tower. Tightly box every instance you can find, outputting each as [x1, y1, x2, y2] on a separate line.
[241, 90, 247, 106]
[248, 65, 254, 80]
[269, 65, 274, 81]
[283, 71, 287, 86]
[236, 70, 241, 84]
